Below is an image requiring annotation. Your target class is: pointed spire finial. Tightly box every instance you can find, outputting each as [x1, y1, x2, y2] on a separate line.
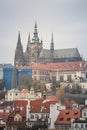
[17, 31, 22, 46]
[32, 21, 39, 43]
[50, 32, 54, 50]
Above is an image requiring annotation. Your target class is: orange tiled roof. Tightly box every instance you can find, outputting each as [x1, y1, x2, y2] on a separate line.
[48, 61, 87, 71]
[20, 89, 29, 94]
[32, 64, 50, 70]
[55, 109, 81, 125]
[30, 99, 58, 113]
[13, 100, 28, 108]
[46, 95, 58, 101]
[16, 61, 87, 72]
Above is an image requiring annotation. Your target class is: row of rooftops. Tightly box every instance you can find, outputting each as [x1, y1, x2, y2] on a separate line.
[0, 98, 86, 128]
[0, 61, 87, 72]
[17, 61, 87, 72]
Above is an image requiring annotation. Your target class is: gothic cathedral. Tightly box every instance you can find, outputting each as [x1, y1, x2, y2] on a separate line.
[14, 22, 82, 67]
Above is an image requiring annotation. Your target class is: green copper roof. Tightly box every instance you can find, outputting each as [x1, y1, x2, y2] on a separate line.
[27, 94, 39, 99]
[8, 88, 19, 93]
[39, 48, 80, 59]
[32, 22, 39, 43]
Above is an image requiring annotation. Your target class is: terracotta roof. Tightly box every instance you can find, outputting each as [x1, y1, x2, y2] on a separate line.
[20, 89, 29, 94]
[55, 109, 81, 125]
[30, 99, 58, 113]
[32, 61, 87, 71]
[13, 100, 28, 108]
[16, 61, 87, 72]
[32, 64, 50, 70]
[48, 61, 87, 71]
[46, 95, 58, 101]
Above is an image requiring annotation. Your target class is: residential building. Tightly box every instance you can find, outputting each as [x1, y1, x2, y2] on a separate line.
[70, 101, 87, 130]
[55, 109, 81, 130]
[32, 61, 87, 83]
[5, 88, 41, 101]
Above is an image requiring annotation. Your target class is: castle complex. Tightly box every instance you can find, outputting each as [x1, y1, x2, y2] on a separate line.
[14, 22, 82, 66]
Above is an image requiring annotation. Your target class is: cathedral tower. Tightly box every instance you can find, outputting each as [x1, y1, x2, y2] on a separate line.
[25, 22, 43, 65]
[14, 32, 24, 66]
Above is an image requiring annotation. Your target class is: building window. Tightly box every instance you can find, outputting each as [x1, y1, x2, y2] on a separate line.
[34, 76, 36, 80]
[85, 124, 87, 128]
[67, 75, 72, 82]
[34, 71, 37, 74]
[86, 73, 87, 79]
[75, 124, 78, 128]
[81, 124, 83, 128]
[31, 114, 34, 119]
[60, 76, 64, 82]
[52, 76, 56, 81]
[84, 112, 86, 116]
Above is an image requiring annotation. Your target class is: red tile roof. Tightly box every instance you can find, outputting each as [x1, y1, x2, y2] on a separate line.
[17, 61, 87, 72]
[13, 100, 28, 108]
[55, 109, 81, 125]
[30, 99, 58, 113]
[46, 95, 58, 101]
[20, 89, 29, 94]
[32, 64, 50, 70]
[48, 61, 87, 71]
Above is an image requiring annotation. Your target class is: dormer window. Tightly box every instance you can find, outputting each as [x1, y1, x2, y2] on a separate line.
[66, 111, 69, 115]
[60, 118, 64, 121]
[74, 112, 78, 115]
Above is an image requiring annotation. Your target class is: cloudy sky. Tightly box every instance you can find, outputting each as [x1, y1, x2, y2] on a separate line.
[0, 0, 87, 64]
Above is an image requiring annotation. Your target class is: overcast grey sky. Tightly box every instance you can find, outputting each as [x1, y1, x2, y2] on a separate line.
[0, 0, 87, 64]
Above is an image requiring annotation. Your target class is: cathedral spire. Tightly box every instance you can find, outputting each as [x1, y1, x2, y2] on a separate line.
[32, 21, 39, 43]
[50, 32, 54, 51]
[14, 31, 24, 66]
[17, 31, 22, 47]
